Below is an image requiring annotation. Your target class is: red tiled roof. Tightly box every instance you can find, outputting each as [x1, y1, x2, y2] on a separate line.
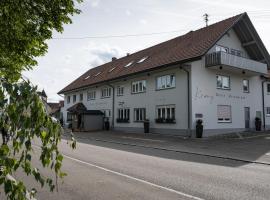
[59, 13, 244, 94]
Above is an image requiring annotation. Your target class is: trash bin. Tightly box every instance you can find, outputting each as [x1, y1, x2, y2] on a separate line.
[144, 119, 150, 133]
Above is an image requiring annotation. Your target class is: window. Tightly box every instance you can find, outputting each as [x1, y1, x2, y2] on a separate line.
[215, 45, 229, 53]
[124, 61, 134, 68]
[134, 108, 146, 122]
[267, 83, 270, 93]
[80, 93, 83, 101]
[231, 49, 243, 57]
[216, 75, 230, 90]
[84, 75, 90, 80]
[67, 112, 72, 122]
[73, 95, 76, 103]
[266, 107, 270, 116]
[102, 109, 111, 118]
[101, 88, 111, 98]
[137, 56, 148, 63]
[131, 80, 146, 93]
[156, 74, 175, 90]
[94, 72, 101, 77]
[87, 91, 96, 100]
[243, 79, 249, 93]
[67, 96, 70, 104]
[109, 67, 116, 72]
[156, 105, 175, 120]
[117, 108, 130, 122]
[117, 86, 124, 96]
[217, 105, 231, 122]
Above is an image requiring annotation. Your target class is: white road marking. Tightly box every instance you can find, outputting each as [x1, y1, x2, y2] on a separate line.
[63, 154, 205, 200]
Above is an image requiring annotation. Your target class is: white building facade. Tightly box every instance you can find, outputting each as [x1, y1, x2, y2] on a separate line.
[59, 13, 270, 137]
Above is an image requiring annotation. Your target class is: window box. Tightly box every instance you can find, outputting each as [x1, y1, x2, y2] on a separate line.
[155, 118, 176, 124]
[116, 118, 130, 123]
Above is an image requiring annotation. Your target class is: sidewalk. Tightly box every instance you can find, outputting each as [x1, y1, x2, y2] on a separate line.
[63, 130, 270, 165]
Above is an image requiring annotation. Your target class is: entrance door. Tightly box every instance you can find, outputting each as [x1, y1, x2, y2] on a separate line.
[244, 107, 250, 129]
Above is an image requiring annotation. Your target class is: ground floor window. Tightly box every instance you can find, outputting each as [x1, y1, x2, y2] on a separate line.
[134, 108, 146, 122]
[217, 105, 231, 122]
[156, 105, 175, 123]
[117, 108, 130, 123]
[266, 107, 270, 116]
[67, 112, 72, 122]
[101, 109, 111, 118]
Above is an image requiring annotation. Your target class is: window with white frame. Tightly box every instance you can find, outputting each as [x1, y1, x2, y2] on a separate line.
[117, 108, 130, 121]
[231, 49, 243, 57]
[80, 93, 83, 101]
[131, 80, 146, 93]
[134, 108, 146, 122]
[156, 105, 175, 120]
[117, 86, 124, 96]
[102, 109, 111, 118]
[156, 74, 175, 90]
[67, 96, 70, 104]
[67, 112, 72, 122]
[87, 91, 96, 100]
[73, 95, 76, 103]
[215, 45, 229, 53]
[101, 88, 111, 98]
[217, 75, 230, 89]
[217, 105, 231, 122]
[243, 79, 249, 93]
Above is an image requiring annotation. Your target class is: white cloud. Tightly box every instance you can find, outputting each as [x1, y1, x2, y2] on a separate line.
[125, 9, 132, 16]
[87, 0, 100, 8]
[139, 19, 148, 25]
[24, 42, 124, 102]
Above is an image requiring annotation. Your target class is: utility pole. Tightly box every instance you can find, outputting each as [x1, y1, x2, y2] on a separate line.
[203, 13, 209, 27]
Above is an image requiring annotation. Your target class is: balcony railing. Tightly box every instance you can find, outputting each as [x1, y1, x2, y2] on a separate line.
[205, 51, 267, 74]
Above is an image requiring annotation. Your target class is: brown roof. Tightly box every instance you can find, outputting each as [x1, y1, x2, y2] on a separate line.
[59, 13, 244, 94]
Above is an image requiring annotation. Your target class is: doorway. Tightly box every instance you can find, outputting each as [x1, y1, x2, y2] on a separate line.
[244, 107, 250, 129]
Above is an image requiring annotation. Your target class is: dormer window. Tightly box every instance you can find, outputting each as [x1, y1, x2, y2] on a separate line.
[94, 72, 101, 77]
[124, 61, 134, 68]
[109, 67, 116, 72]
[137, 56, 148, 63]
[84, 75, 90, 80]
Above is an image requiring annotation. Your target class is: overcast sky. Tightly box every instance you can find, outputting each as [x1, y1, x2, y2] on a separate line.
[23, 0, 270, 102]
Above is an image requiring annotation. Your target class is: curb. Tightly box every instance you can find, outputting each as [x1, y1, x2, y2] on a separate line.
[62, 133, 270, 166]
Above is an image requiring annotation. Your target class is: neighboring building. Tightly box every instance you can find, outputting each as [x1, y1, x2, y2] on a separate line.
[47, 101, 64, 121]
[58, 13, 270, 137]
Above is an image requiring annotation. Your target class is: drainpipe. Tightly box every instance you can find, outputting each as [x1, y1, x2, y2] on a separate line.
[262, 79, 266, 131]
[107, 84, 115, 129]
[180, 65, 191, 137]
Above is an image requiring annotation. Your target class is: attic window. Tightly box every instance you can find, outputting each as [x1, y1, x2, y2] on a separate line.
[94, 72, 101, 77]
[137, 56, 148, 63]
[109, 67, 116, 72]
[124, 61, 134, 68]
[84, 75, 90, 80]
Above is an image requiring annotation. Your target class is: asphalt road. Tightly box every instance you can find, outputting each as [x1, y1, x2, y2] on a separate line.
[3, 137, 270, 200]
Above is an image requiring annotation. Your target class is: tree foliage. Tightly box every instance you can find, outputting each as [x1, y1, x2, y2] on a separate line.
[0, 0, 81, 199]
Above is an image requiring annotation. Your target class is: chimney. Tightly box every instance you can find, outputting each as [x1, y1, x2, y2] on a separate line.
[126, 53, 130, 56]
[112, 57, 117, 61]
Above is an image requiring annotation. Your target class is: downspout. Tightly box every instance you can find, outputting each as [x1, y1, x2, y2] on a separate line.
[180, 65, 191, 137]
[262, 79, 266, 131]
[107, 84, 115, 129]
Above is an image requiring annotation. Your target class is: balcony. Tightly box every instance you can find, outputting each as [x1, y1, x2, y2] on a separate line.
[205, 51, 267, 75]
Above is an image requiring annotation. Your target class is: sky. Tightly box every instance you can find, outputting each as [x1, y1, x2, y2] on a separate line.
[23, 0, 270, 102]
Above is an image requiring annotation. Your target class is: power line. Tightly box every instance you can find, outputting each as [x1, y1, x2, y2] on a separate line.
[51, 29, 188, 40]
